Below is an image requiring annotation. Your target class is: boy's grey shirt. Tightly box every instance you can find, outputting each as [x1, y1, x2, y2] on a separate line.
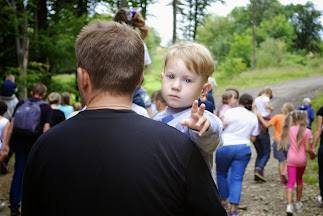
[154, 106, 223, 168]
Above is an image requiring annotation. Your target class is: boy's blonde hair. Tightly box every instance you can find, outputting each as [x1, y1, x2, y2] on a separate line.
[165, 41, 214, 81]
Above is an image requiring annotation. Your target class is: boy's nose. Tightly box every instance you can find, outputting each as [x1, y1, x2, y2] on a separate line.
[171, 79, 181, 91]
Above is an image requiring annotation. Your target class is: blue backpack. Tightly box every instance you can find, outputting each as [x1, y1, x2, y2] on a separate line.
[13, 99, 45, 134]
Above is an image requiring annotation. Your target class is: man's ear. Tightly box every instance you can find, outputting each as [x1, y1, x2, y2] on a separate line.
[77, 67, 89, 90]
[30, 91, 33, 96]
[200, 82, 212, 98]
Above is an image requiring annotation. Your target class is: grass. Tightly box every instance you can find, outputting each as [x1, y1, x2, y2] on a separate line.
[303, 93, 323, 184]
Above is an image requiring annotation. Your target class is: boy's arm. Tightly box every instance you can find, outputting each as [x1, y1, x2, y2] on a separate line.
[181, 101, 223, 153]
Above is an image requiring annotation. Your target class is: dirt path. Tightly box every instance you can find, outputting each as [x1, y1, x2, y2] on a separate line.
[212, 74, 323, 215]
[0, 75, 322, 215]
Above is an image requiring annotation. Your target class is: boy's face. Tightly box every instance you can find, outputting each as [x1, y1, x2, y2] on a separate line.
[161, 58, 206, 108]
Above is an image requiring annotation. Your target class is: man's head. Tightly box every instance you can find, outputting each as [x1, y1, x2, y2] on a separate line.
[303, 98, 311, 106]
[31, 83, 47, 98]
[76, 20, 144, 99]
[161, 41, 214, 108]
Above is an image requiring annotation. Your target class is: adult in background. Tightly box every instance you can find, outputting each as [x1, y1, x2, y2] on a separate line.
[216, 94, 259, 216]
[297, 97, 315, 129]
[113, 8, 151, 111]
[21, 20, 225, 215]
[47, 92, 65, 127]
[58, 92, 73, 119]
[311, 106, 323, 206]
[1, 83, 52, 216]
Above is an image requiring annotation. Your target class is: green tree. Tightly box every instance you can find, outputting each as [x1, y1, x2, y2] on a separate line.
[256, 37, 285, 69]
[228, 31, 253, 67]
[257, 14, 296, 49]
[285, 2, 323, 53]
[196, 15, 234, 64]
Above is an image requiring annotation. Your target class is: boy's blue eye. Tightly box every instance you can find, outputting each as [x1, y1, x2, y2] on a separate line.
[168, 75, 174, 79]
[185, 79, 191, 83]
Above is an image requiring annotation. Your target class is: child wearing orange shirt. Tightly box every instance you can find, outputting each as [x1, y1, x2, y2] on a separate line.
[257, 103, 294, 184]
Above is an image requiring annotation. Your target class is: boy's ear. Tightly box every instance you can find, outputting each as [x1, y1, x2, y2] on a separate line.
[137, 73, 144, 87]
[160, 73, 164, 79]
[200, 82, 212, 98]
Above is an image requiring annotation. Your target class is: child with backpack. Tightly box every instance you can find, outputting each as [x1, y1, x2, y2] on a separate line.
[278, 110, 316, 215]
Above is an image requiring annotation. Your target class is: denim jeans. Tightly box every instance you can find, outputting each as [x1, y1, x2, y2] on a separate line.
[318, 145, 323, 198]
[9, 150, 29, 211]
[253, 130, 271, 170]
[216, 144, 251, 204]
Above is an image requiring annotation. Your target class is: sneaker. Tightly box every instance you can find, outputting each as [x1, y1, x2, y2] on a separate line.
[254, 168, 266, 182]
[230, 210, 239, 216]
[286, 204, 294, 216]
[294, 201, 303, 209]
[11, 210, 21, 216]
[318, 196, 322, 203]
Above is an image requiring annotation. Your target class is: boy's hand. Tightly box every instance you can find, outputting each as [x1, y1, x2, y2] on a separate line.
[180, 100, 210, 136]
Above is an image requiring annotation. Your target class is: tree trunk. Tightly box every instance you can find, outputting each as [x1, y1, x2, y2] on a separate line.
[251, 0, 256, 71]
[34, 0, 39, 59]
[192, 0, 198, 40]
[172, 0, 177, 44]
[11, 0, 29, 99]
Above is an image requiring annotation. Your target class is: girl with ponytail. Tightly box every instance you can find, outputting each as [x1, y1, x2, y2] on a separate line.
[278, 110, 317, 215]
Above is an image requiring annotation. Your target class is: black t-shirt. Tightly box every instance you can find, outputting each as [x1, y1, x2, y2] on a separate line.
[317, 106, 323, 146]
[50, 109, 65, 127]
[11, 97, 52, 149]
[22, 109, 226, 216]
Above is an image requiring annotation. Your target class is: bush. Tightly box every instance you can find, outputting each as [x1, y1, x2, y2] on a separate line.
[218, 57, 246, 77]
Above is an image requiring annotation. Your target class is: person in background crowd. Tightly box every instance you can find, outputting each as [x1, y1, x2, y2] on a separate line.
[278, 110, 316, 215]
[47, 92, 65, 127]
[216, 94, 258, 216]
[113, 8, 151, 110]
[297, 97, 315, 129]
[58, 92, 74, 119]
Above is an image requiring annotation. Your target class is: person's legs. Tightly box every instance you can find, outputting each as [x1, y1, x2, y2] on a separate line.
[229, 145, 251, 212]
[287, 165, 297, 204]
[295, 167, 306, 202]
[253, 135, 263, 171]
[9, 150, 28, 212]
[319, 146, 323, 198]
[216, 146, 233, 203]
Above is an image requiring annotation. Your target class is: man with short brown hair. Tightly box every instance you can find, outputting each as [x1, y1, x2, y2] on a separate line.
[22, 20, 225, 216]
[2, 83, 52, 216]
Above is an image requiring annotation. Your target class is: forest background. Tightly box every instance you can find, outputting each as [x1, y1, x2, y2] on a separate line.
[0, 0, 323, 101]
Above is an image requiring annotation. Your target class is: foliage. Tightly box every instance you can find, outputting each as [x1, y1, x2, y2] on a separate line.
[257, 14, 296, 49]
[196, 15, 234, 64]
[218, 58, 247, 78]
[228, 31, 253, 67]
[256, 38, 285, 69]
[285, 2, 323, 53]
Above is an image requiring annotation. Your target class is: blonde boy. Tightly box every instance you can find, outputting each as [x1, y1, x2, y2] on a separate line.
[154, 41, 223, 168]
